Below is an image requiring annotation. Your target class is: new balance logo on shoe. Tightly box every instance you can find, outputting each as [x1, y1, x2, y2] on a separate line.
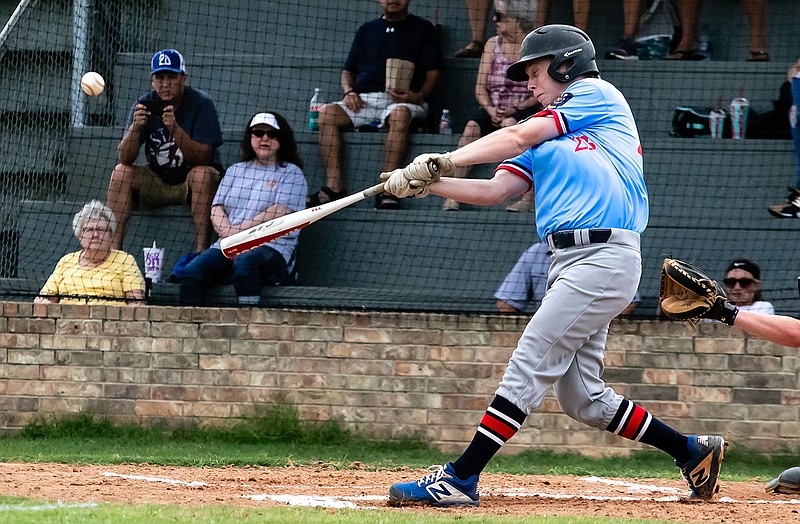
[678, 435, 726, 500]
[688, 451, 713, 487]
[427, 482, 455, 500]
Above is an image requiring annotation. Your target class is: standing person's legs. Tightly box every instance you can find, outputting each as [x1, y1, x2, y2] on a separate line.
[455, 0, 492, 58]
[666, 0, 703, 59]
[179, 248, 231, 306]
[317, 103, 354, 200]
[605, 0, 641, 60]
[572, 0, 591, 31]
[622, 0, 642, 38]
[741, 0, 768, 60]
[106, 164, 143, 250]
[186, 166, 220, 252]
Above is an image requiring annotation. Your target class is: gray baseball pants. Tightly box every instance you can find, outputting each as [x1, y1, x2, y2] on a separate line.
[496, 228, 641, 430]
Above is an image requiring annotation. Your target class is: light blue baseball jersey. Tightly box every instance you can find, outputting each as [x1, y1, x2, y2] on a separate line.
[497, 78, 648, 239]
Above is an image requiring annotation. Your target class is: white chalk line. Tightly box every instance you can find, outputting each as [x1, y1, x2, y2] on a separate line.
[98, 470, 800, 509]
[244, 494, 385, 509]
[102, 472, 208, 487]
[0, 501, 97, 512]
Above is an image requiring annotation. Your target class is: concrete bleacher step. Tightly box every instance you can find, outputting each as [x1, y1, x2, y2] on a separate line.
[149, 283, 498, 312]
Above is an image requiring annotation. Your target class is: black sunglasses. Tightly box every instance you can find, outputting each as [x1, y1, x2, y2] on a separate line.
[251, 128, 279, 139]
[492, 11, 505, 22]
[723, 277, 757, 288]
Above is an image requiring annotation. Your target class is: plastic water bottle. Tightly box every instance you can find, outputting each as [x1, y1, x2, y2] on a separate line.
[439, 109, 453, 135]
[308, 87, 322, 131]
[698, 34, 712, 60]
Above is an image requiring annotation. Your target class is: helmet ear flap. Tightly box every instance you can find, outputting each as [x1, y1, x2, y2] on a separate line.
[547, 41, 595, 83]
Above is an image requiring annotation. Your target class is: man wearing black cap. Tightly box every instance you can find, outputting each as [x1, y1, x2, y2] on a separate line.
[107, 48, 224, 252]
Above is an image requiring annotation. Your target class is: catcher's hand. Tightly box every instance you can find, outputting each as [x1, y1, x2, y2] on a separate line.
[379, 153, 456, 199]
[765, 466, 800, 494]
[659, 258, 739, 325]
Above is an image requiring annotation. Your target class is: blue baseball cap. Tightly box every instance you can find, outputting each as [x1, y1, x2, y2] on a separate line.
[150, 49, 186, 74]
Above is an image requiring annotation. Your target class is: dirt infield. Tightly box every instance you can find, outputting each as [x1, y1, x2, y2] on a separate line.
[0, 462, 798, 522]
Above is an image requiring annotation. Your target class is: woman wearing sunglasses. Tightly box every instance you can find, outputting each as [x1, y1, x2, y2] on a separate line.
[178, 111, 307, 306]
[723, 258, 774, 315]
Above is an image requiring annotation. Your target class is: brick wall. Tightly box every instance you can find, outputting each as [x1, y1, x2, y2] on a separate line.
[0, 302, 798, 455]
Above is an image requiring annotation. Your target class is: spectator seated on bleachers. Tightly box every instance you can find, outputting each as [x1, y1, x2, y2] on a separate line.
[722, 258, 775, 315]
[34, 200, 145, 305]
[443, 0, 541, 212]
[106, 48, 224, 254]
[313, 0, 443, 210]
[178, 111, 307, 307]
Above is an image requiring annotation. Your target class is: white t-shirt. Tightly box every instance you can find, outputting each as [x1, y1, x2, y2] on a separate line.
[738, 300, 775, 315]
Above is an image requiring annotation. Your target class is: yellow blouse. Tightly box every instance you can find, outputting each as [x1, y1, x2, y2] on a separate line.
[38, 250, 145, 305]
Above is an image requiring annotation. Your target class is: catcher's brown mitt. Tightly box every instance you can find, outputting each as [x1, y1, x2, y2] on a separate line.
[659, 258, 739, 325]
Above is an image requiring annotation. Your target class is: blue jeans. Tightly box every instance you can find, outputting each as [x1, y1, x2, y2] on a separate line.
[179, 246, 288, 306]
[792, 78, 800, 187]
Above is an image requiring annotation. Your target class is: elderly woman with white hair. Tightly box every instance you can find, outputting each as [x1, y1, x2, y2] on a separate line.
[35, 200, 145, 304]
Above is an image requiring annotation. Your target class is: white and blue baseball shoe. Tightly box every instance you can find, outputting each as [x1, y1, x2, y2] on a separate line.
[388, 462, 479, 507]
[677, 435, 727, 500]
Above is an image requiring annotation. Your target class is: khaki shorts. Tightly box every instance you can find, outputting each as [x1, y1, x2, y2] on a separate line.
[135, 165, 221, 209]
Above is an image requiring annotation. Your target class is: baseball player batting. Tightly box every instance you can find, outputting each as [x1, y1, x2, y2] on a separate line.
[384, 25, 726, 506]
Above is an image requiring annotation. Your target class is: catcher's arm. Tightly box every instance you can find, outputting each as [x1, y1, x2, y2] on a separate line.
[733, 310, 800, 348]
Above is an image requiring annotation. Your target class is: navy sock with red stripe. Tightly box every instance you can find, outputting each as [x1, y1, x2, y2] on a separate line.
[451, 395, 527, 481]
[606, 399, 690, 463]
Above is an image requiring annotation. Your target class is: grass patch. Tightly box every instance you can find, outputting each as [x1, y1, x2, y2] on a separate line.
[1, 407, 795, 482]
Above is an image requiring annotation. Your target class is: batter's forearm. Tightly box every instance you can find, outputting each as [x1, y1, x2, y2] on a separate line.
[448, 126, 528, 166]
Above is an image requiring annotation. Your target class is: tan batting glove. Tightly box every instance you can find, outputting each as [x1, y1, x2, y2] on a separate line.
[409, 153, 457, 181]
[379, 169, 418, 198]
[399, 153, 456, 198]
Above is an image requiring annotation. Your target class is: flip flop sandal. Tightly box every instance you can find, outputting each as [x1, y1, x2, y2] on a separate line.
[374, 192, 401, 210]
[454, 40, 483, 58]
[747, 50, 769, 62]
[308, 186, 346, 206]
[664, 49, 705, 61]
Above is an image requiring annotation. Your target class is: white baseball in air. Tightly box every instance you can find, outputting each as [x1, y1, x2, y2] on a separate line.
[80, 71, 105, 96]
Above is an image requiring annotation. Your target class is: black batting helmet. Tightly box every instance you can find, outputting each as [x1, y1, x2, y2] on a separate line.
[506, 24, 599, 83]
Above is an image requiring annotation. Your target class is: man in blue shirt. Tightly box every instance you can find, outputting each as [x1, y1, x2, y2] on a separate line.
[107, 49, 224, 252]
[314, 0, 443, 209]
[383, 25, 725, 506]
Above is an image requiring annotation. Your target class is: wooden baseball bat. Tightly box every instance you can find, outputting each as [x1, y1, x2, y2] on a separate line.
[220, 182, 385, 258]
